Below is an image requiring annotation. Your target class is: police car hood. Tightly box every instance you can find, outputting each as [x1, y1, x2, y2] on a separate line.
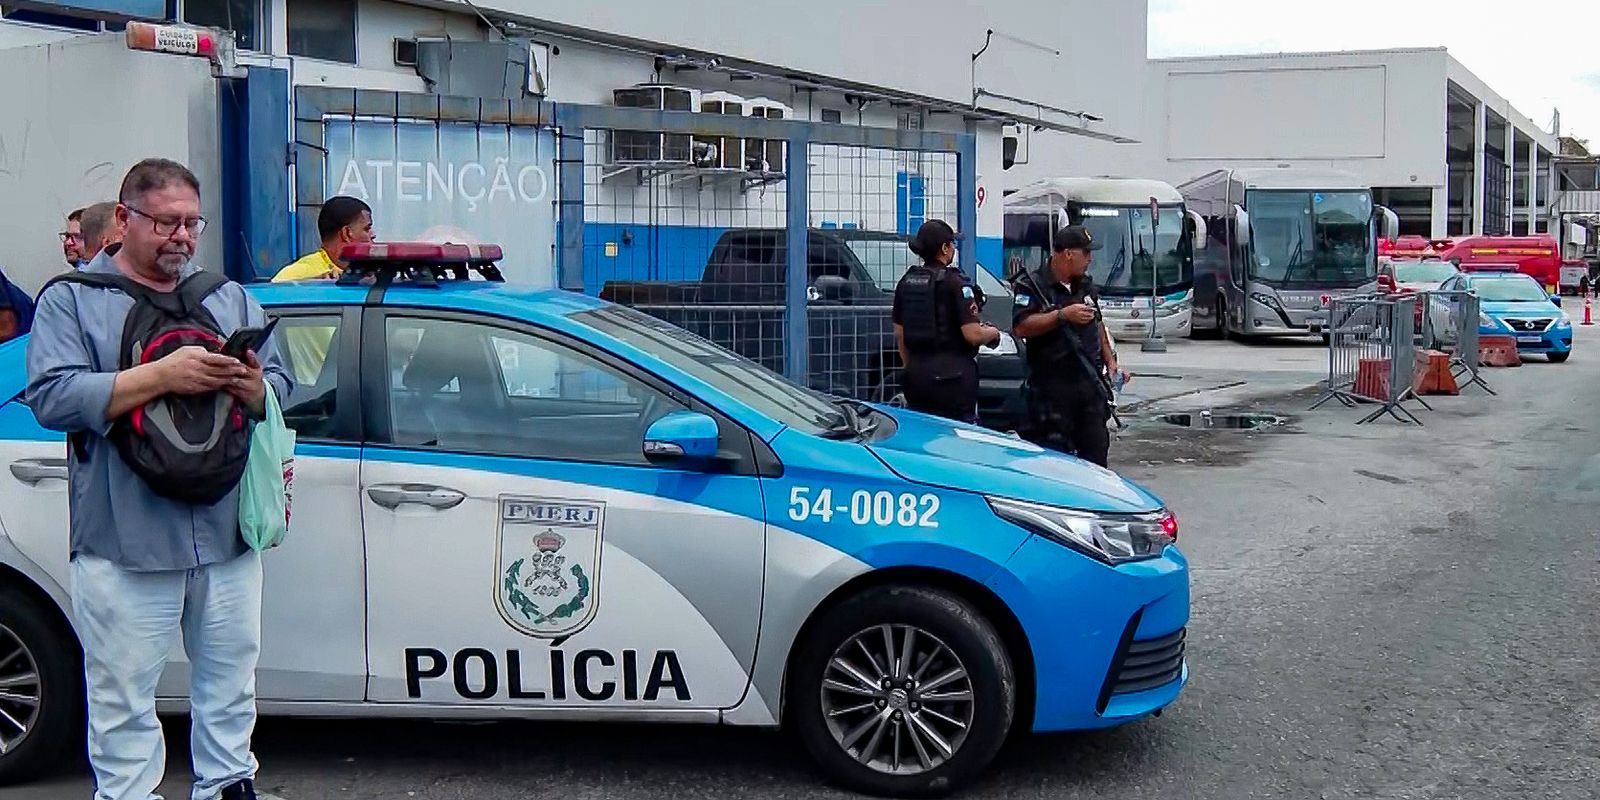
[1481, 299, 1560, 317]
[867, 409, 1162, 513]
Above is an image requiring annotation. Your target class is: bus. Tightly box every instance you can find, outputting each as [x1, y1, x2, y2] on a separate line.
[1002, 178, 1204, 342]
[1180, 168, 1398, 339]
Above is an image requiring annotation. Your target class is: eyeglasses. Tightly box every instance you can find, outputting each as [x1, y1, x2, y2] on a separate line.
[59, 232, 84, 243]
[125, 205, 207, 238]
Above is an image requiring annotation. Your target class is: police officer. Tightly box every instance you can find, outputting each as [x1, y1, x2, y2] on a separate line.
[892, 220, 1002, 423]
[1011, 225, 1128, 467]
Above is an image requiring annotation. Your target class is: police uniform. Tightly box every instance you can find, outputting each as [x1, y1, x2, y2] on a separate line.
[1011, 267, 1113, 466]
[892, 263, 984, 423]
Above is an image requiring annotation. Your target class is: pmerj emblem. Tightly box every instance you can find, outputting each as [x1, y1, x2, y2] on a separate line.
[496, 497, 604, 637]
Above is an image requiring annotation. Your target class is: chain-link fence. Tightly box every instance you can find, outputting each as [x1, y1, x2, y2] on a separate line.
[805, 144, 959, 401]
[562, 103, 973, 396]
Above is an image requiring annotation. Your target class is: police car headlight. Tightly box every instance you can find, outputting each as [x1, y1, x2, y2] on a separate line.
[987, 497, 1177, 564]
[1556, 313, 1572, 327]
[1480, 312, 1498, 328]
[982, 331, 1018, 356]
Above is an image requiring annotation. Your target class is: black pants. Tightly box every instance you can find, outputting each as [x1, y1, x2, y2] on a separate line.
[903, 355, 979, 424]
[1029, 380, 1111, 467]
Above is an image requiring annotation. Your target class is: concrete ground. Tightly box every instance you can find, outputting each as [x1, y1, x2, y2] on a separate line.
[19, 328, 1600, 800]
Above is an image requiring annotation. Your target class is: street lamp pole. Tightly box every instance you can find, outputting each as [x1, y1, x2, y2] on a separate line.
[1142, 196, 1168, 353]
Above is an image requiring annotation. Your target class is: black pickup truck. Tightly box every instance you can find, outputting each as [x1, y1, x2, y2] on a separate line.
[600, 228, 1027, 431]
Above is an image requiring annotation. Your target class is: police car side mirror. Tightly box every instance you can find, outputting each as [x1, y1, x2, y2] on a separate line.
[811, 274, 852, 303]
[643, 411, 721, 463]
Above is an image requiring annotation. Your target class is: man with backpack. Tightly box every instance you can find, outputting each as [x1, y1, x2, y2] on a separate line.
[24, 158, 290, 800]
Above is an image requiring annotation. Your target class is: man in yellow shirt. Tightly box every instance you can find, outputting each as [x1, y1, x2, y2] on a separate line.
[272, 197, 375, 383]
[274, 196, 374, 282]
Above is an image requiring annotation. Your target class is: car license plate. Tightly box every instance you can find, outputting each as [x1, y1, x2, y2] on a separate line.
[1517, 335, 1543, 344]
[1306, 316, 1326, 328]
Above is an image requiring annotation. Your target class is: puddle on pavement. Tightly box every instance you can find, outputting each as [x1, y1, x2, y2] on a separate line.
[1153, 411, 1287, 431]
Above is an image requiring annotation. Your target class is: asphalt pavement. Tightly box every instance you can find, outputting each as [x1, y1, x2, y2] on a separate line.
[19, 329, 1600, 800]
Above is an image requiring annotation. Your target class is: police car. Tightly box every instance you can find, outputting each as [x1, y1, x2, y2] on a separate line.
[0, 245, 1188, 797]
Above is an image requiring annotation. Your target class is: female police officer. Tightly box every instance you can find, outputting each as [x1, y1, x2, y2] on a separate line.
[891, 220, 1002, 423]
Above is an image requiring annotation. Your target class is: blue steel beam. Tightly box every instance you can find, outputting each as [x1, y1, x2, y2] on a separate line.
[784, 132, 811, 384]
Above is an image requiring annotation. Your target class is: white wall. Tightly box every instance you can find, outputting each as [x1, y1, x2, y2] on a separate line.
[0, 19, 79, 49]
[996, 2, 1150, 190]
[460, 0, 1141, 141]
[0, 34, 225, 292]
[1119, 49, 1452, 191]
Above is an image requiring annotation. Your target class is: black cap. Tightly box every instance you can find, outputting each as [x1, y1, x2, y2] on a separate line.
[1053, 225, 1103, 252]
[909, 219, 963, 259]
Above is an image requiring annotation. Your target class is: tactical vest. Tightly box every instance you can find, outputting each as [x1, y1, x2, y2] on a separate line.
[897, 264, 952, 352]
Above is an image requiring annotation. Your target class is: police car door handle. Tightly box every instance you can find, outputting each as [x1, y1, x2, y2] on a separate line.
[9, 457, 67, 485]
[367, 483, 466, 510]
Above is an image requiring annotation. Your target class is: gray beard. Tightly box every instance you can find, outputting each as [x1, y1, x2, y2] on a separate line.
[154, 253, 187, 277]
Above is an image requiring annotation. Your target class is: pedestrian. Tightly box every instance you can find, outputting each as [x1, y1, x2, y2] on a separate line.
[270, 196, 374, 383]
[79, 201, 124, 263]
[62, 207, 87, 269]
[272, 195, 374, 282]
[25, 158, 290, 800]
[891, 219, 1002, 424]
[0, 266, 35, 342]
[1010, 225, 1128, 467]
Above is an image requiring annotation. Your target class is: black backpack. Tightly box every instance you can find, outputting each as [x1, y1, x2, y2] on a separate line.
[43, 271, 251, 506]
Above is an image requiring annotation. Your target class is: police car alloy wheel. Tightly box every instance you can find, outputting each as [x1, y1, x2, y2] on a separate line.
[0, 585, 81, 784]
[791, 586, 1014, 798]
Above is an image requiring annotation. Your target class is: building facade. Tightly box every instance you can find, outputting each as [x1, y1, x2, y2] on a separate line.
[1090, 48, 1560, 240]
[1, 0, 1150, 283]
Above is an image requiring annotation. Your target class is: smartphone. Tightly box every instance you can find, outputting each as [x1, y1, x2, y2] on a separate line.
[221, 318, 279, 361]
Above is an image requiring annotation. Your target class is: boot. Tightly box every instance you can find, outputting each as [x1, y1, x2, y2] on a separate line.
[220, 779, 257, 800]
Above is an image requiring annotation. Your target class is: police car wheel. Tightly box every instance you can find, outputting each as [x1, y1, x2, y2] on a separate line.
[0, 585, 82, 785]
[791, 586, 1014, 798]
[1549, 352, 1571, 363]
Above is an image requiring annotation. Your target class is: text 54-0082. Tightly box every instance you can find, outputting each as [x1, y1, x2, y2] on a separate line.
[787, 487, 940, 528]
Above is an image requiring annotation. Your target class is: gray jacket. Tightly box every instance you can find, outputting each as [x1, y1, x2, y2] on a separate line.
[24, 252, 291, 572]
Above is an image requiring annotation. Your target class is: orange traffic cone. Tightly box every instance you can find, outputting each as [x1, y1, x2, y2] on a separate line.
[1584, 295, 1594, 327]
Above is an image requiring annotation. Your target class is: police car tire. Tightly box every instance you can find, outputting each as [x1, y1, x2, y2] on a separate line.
[1549, 352, 1570, 363]
[0, 584, 82, 785]
[791, 585, 1014, 798]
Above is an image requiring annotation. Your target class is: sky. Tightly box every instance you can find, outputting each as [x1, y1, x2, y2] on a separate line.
[1147, 0, 1600, 147]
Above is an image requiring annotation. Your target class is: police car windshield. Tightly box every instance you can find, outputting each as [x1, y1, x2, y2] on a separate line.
[849, 238, 1009, 298]
[573, 305, 844, 434]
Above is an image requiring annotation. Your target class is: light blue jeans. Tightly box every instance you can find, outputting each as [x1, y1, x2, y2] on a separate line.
[71, 551, 263, 800]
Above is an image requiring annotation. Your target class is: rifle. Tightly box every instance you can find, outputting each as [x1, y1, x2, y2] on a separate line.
[1015, 270, 1121, 429]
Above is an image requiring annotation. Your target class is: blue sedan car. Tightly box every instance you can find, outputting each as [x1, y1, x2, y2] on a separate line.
[0, 246, 1188, 796]
[1440, 270, 1573, 362]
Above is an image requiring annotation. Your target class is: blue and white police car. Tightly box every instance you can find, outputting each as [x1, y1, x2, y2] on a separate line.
[0, 245, 1188, 796]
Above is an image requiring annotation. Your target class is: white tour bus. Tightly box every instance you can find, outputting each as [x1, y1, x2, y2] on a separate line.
[1002, 178, 1203, 341]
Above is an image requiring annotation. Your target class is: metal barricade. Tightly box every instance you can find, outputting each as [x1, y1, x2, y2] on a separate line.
[1311, 294, 1426, 424]
[1415, 289, 1492, 395]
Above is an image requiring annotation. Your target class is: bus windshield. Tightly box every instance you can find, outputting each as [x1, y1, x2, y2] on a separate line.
[1246, 190, 1374, 288]
[1002, 212, 1052, 278]
[1070, 205, 1189, 296]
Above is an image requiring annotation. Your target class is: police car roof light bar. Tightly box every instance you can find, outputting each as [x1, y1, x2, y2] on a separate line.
[337, 243, 507, 288]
